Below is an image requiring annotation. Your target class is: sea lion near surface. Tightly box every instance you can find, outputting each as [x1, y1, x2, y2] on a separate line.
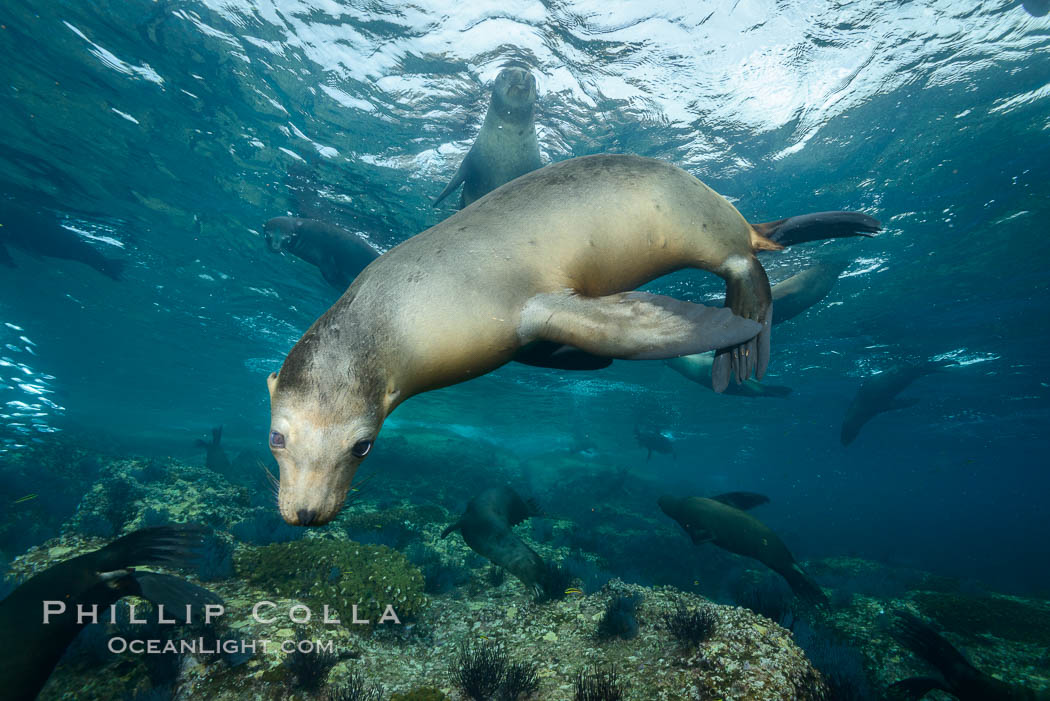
[440, 486, 548, 594]
[0, 526, 221, 701]
[432, 65, 542, 209]
[841, 358, 951, 446]
[658, 493, 827, 606]
[0, 200, 125, 281]
[887, 611, 1050, 700]
[666, 352, 793, 398]
[264, 216, 379, 290]
[267, 153, 879, 525]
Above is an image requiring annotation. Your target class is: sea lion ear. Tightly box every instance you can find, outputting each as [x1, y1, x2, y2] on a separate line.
[267, 372, 278, 397]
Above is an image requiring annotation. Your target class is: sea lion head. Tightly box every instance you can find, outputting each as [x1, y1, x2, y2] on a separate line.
[266, 319, 394, 526]
[492, 65, 537, 115]
[263, 216, 300, 253]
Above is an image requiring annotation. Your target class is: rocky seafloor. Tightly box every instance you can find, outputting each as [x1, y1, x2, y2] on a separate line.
[2, 430, 1048, 700]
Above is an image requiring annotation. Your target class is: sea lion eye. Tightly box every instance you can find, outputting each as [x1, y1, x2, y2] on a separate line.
[351, 440, 373, 458]
[269, 431, 285, 449]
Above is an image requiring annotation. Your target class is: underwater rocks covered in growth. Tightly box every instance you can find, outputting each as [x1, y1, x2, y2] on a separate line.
[1, 438, 1048, 700]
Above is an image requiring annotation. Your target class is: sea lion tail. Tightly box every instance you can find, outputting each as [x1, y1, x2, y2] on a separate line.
[885, 677, 951, 701]
[750, 211, 881, 248]
[94, 525, 208, 571]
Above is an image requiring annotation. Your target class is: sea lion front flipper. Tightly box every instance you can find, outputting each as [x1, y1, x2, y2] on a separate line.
[440, 520, 462, 539]
[519, 290, 761, 361]
[710, 492, 769, 511]
[751, 211, 881, 247]
[432, 156, 471, 207]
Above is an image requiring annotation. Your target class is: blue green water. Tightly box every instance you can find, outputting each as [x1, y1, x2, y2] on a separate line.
[1, 0, 1049, 648]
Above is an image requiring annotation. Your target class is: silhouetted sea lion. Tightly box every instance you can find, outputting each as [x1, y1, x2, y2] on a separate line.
[433, 65, 541, 209]
[0, 526, 221, 701]
[770, 258, 850, 325]
[264, 216, 379, 290]
[887, 610, 1050, 700]
[440, 486, 547, 593]
[196, 425, 231, 475]
[658, 493, 827, 606]
[841, 358, 950, 446]
[267, 154, 878, 525]
[0, 200, 125, 280]
[666, 352, 793, 398]
[635, 426, 676, 460]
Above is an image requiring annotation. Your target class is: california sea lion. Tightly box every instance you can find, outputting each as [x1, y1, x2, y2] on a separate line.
[196, 425, 231, 475]
[769, 258, 850, 325]
[440, 486, 547, 594]
[432, 65, 541, 209]
[264, 216, 379, 290]
[887, 611, 1050, 700]
[0, 526, 221, 701]
[841, 358, 951, 446]
[666, 352, 793, 398]
[0, 200, 125, 281]
[635, 426, 676, 460]
[658, 493, 827, 606]
[267, 154, 878, 525]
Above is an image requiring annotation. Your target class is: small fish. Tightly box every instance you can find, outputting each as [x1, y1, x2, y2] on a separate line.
[13, 493, 37, 504]
[693, 580, 700, 586]
[564, 587, 583, 596]
[478, 634, 491, 641]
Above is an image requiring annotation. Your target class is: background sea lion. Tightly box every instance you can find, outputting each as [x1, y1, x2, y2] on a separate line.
[635, 426, 676, 460]
[658, 493, 827, 606]
[440, 486, 548, 594]
[0, 526, 221, 701]
[0, 199, 125, 281]
[196, 425, 231, 475]
[841, 358, 951, 446]
[887, 610, 1050, 700]
[666, 352, 793, 398]
[432, 65, 542, 209]
[263, 216, 379, 290]
[770, 258, 851, 325]
[267, 154, 878, 525]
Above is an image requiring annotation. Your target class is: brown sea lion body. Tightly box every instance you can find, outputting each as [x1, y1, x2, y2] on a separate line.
[658, 494, 826, 605]
[267, 154, 878, 525]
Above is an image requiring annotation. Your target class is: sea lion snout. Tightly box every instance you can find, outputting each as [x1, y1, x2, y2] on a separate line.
[275, 451, 357, 526]
[263, 216, 295, 253]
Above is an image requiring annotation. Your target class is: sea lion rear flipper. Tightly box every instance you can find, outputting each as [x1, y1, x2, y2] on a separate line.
[440, 520, 462, 539]
[885, 677, 951, 701]
[710, 492, 769, 511]
[751, 211, 881, 247]
[432, 157, 470, 207]
[94, 525, 208, 570]
[519, 290, 761, 361]
[786, 564, 829, 607]
[132, 572, 224, 616]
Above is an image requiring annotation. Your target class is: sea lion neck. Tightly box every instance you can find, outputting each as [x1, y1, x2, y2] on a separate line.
[487, 94, 535, 125]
